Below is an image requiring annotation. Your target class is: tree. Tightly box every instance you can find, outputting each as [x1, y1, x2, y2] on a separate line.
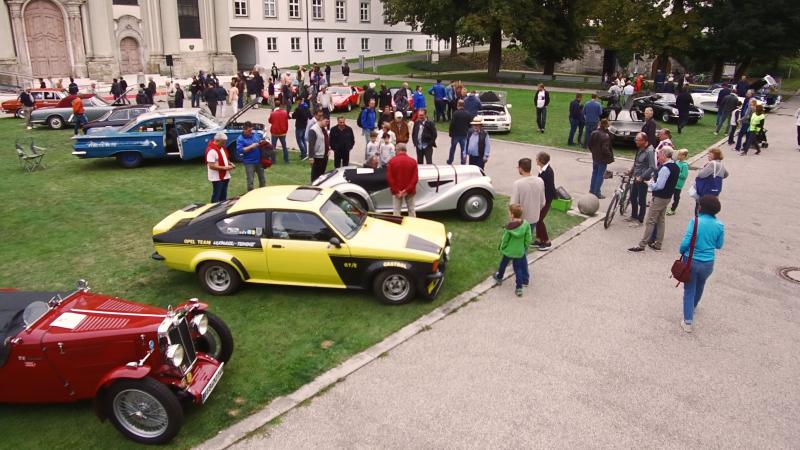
[512, 0, 592, 75]
[382, 0, 464, 56]
[691, 0, 800, 80]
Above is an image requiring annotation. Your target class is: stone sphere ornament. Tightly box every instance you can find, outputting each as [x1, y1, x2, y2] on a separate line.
[577, 194, 600, 215]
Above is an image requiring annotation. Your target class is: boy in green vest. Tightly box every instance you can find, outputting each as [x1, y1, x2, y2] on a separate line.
[493, 203, 532, 297]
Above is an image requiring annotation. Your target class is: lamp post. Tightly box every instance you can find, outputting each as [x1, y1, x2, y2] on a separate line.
[305, 0, 311, 66]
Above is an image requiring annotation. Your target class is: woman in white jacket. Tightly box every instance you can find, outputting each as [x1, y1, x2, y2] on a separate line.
[795, 106, 800, 150]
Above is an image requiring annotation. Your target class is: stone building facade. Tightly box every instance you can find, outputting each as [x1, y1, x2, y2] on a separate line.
[0, 0, 235, 82]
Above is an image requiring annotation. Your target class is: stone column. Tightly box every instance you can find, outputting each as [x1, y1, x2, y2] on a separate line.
[199, 0, 216, 53]
[64, 1, 87, 77]
[141, 0, 164, 73]
[211, 0, 236, 74]
[0, 0, 20, 85]
[85, 0, 117, 80]
[160, 0, 180, 76]
[6, 0, 30, 76]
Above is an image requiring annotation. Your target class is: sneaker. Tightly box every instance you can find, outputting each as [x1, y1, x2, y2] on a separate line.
[532, 240, 543, 247]
[647, 242, 661, 251]
[537, 242, 551, 251]
[680, 320, 693, 333]
[666, 210, 675, 216]
[515, 288, 523, 297]
[300, 156, 309, 161]
[492, 273, 502, 286]
[713, 131, 718, 135]
[26, 126, 32, 130]
[628, 222, 643, 228]
[627, 246, 645, 253]
[596, 194, 606, 199]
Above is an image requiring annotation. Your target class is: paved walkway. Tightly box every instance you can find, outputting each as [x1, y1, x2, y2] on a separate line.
[227, 100, 800, 449]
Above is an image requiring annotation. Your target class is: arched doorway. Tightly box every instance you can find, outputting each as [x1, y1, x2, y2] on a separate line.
[24, 0, 70, 77]
[231, 35, 257, 71]
[119, 37, 144, 75]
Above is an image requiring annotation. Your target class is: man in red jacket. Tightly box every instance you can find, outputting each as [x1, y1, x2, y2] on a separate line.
[269, 100, 290, 163]
[387, 143, 418, 217]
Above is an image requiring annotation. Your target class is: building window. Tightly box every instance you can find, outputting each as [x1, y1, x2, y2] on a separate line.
[263, 0, 276, 17]
[312, 0, 323, 20]
[233, 0, 248, 16]
[359, 1, 369, 22]
[335, 0, 346, 21]
[443, 40, 450, 50]
[361, 37, 369, 51]
[425, 39, 431, 50]
[177, 0, 201, 39]
[384, 38, 392, 51]
[337, 37, 345, 51]
[314, 37, 323, 51]
[291, 37, 301, 51]
[112, 0, 139, 5]
[406, 39, 413, 50]
[288, 0, 301, 19]
[266, 37, 277, 51]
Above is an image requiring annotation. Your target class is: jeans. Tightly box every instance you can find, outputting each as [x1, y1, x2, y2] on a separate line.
[211, 179, 229, 203]
[362, 128, 372, 148]
[434, 99, 446, 122]
[191, 92, 200, 107]
[797, 126, 800, 146]
[392, 194, 416, 217]
[568, 117, 580, 145]
[73, 114, 88, 135]
[630, 181, 648, 223]
[683, 259, 714, 323]
[333, 148, 350, 168]
[536, 202, 551, 243]
[416, 145, 433, 164]
[590, 162, 607, 197]
[536, 107, 547, 130]
[639, 196, 670, 248]
[238, 95, 244, 110]
[468, 155, 485, 169]
[448, 136, 467, 164]
[244, 163, 266, 191]
[295, 128, 308, 159]
[715, 111, 729, 133]
[735, 121, 749, 150]
[584, 122, 598, 148]
[496, 255, 529, 289]
[727, 124, 737, 145]
[271, 135, 289, 162]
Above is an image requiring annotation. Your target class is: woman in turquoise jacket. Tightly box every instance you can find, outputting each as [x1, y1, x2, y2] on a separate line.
[679, 195, 725, 333]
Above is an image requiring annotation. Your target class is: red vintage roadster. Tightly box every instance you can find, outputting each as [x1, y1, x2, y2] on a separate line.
[0, 280, 233, 444]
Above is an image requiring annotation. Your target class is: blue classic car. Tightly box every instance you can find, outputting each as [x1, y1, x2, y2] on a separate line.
[71, 104, 263, 168]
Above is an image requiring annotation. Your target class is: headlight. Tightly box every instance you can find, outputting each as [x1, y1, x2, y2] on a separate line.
[671, 108, 679, 115]
[191, 314, 208, 335]
[166, 344, 185, 367]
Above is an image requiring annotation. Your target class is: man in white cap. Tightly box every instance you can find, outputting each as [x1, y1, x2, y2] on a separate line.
[206, 132, 235, 203]
[389, 111, 410, 146]
[463, 116, 491, 169]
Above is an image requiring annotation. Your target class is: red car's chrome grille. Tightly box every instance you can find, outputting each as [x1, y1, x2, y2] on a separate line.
[97, 299, 146, 313]
[74, 315, 130, 331]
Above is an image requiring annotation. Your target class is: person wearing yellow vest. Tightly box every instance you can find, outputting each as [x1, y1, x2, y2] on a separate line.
[742, 104, 765, 155]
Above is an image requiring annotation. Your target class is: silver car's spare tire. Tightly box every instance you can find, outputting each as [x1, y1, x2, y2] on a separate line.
[457, 189, 493, 221]
[106, 377, 184, 445]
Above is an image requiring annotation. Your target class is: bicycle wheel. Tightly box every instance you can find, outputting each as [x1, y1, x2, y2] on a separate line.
[619, 183, 631, 215]
[604, 192, 621, 229]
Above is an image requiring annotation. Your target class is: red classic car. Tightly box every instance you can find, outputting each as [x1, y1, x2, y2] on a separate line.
[1, 88, 69, 118]
[0, 280, 233, 444]
[328, 85, 362, 111]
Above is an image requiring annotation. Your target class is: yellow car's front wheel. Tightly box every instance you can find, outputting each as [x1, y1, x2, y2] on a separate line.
[198, 261, 242, 296]
[373, 269, 416, 305]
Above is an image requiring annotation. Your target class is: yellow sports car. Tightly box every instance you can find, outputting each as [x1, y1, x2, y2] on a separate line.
[151, 186, 451, 305]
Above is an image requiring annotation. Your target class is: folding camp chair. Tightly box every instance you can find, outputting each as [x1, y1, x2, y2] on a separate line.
[27, 140, 48, 168]
[15, 139, 45, 172]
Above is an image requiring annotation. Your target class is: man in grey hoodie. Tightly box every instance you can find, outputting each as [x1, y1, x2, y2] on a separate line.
[716, 92, 739, 135]
[624, 132, 657, 226]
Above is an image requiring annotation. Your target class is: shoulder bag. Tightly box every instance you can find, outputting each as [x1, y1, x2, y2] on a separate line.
[671, 211, 698, 286]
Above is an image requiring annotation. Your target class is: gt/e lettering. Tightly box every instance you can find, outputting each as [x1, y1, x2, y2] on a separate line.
[343, 262, 358, 269]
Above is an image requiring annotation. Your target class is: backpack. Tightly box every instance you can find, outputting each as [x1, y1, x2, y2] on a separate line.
[357, 109, 365, 128]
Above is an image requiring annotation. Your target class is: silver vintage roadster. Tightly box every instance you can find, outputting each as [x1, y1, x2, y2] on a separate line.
[313, 164, 495, 221]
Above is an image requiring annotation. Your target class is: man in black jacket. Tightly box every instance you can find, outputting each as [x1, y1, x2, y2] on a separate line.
[363, 83, 378, 108]
[535, 152, 557, 250]
[567, 93, 583, 146]
[675, 86, 694, 134]
[146, 77, 157, 104]
[119, 78, 129, 104]
[411, 109, 437, 164]
[19, 87, 35, 129]
[641, 107, 658, 148]
[378, 84, 393, 111]
[204, 83, 219, 116]
[174, 83, 185, 108]
[329, 117, 355, 168]
[448, 100, 472, 164]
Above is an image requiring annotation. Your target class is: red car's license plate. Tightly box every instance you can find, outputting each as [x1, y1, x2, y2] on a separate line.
[201, 363, 224, 404]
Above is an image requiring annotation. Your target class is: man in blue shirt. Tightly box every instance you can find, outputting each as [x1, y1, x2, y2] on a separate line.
[463, 116, 491, 169]
[628, 148, 679, 252]
[464, 89, 481, 117]
[236, 121, 266, 191]
[428, 80, 448, 123]
[567, 93, 583, 146]
[582, 93, 603, 149]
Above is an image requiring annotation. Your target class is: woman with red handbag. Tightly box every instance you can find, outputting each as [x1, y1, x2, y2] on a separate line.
[678, 195, 725, 333]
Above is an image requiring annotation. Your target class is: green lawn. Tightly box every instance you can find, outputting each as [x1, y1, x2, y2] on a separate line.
[0, 119, 582, 449]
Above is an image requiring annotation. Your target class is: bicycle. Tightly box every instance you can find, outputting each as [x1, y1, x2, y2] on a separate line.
[603, 172, 632, 229]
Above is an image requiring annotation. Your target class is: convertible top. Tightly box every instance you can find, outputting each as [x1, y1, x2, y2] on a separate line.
[0, 291, 65, 367]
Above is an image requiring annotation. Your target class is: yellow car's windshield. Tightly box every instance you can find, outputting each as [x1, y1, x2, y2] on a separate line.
[320, 192, 366, 239]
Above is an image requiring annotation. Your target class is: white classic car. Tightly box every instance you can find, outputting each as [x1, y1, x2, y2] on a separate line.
[691, 88, 763, 113]
[476, 91, 512, 132]
[313, 164, 495, 221]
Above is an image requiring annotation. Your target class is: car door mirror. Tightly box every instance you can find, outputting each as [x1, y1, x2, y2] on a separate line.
[328, 237, 342, 249]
